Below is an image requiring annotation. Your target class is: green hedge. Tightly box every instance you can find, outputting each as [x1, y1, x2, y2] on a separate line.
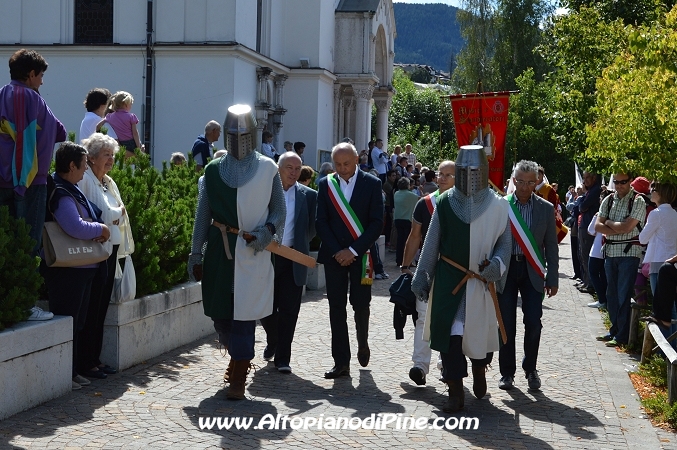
[0, 207, 42, 331]
[109, 151, 201, 297]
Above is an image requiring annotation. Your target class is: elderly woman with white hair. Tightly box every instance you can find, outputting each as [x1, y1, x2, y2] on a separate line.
[77, 132, 130, 379]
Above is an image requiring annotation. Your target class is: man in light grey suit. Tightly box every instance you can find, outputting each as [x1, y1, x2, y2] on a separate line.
[260, 152, 317, 373]
[497, 160, 559, 391]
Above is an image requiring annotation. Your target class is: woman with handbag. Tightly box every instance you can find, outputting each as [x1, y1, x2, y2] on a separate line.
[41, 142, 111, 390]
[78, 133, 129, 380]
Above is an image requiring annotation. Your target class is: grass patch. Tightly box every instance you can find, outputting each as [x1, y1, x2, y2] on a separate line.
[633, 354, 677, 431]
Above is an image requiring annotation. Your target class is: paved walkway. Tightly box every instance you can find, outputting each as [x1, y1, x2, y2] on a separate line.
[1, 241, 675, 449]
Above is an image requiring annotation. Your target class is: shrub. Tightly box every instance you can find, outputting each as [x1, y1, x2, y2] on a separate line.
[109, 151, 201, 297]
[0, 207, 42, 331]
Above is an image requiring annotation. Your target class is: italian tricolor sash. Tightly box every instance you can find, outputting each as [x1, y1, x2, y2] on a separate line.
[507, 194, 546, 279]
[424, 190, 439, 215]
[327, 174, 373, 285]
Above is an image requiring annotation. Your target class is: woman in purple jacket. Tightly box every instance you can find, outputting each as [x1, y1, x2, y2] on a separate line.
[42, 142, 110, 391]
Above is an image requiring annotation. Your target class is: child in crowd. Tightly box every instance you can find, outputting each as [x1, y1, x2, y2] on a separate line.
[261, 131, 276, 160]
[97, 91, 144, 157]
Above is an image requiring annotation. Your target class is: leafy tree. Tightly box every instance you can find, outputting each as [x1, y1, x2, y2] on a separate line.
[387, 69, 457, 167]
[508, 68, 574, 188]
[562, 0, 674, 25]
[538, 7, 629, 163]
[587, 5, 677, 182]
[453, 0, 499, 92]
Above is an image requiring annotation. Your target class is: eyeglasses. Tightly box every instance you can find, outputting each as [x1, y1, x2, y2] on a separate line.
[438, 173, 455, 179]
[613, 178, 630, 185]
[514, 180, 536, 187]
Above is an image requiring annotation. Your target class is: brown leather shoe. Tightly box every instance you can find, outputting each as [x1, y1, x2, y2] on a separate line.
[442, 379, 464, 413]
[324, 365, 350, 379]
[472, 364, 487, 399]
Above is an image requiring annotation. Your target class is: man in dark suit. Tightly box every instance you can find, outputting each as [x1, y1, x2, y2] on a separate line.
[497, 160, 559, 392]
[316, 142, 384, 378]
[260, 152, 317, 373]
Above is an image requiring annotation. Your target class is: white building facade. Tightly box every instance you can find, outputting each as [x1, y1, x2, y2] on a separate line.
[0, 0, 395, 169]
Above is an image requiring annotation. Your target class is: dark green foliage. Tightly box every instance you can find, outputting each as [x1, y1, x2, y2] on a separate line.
[393, 3, 464, 72]
[0, 207, 42, 331]
[109, 151, 201, 297]
[387, 69, 457, 168]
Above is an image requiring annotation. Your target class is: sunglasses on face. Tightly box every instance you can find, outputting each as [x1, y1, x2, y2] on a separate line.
[613, 178, 630, 185]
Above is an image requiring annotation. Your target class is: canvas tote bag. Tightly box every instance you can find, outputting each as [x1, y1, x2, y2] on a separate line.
[42, 188, 111, 267]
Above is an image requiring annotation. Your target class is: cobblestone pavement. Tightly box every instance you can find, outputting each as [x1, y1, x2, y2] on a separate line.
[1, 241, 676, 449]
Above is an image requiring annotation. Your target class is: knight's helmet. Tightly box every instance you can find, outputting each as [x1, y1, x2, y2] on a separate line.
[224, 104, 257, 160]
[455, 144, 489, 195]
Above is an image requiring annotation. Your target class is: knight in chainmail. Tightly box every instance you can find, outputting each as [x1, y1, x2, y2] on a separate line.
[187, 104, 285, 401]
[411, 145, 511, 413]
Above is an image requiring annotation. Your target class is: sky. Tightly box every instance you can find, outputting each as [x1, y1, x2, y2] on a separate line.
[392, 0, 462, 8]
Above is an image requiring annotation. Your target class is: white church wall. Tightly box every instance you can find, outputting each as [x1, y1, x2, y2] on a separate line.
[0, 47, 144, 144]
[114, 0, 146, 44]
[283, 71, 336, 170]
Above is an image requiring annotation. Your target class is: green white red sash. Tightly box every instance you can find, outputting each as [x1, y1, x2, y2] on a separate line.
[327, 173, 373, 285]
[507, 194, 546, 279]
[424, 190, 439, 215]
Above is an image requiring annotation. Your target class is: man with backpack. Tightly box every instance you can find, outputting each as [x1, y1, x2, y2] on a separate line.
[594, 173, 647, 347]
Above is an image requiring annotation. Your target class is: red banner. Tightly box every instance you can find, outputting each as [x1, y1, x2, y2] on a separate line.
[449, 94, 510, 189]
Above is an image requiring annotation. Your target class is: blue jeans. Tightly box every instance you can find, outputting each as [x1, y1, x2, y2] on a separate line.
[604, 256, 639, 344]
[212, 318, 256, 360]
[588, 256, 607, 305]
[498, 258, 545, 377]
[0, 184, 47, 256]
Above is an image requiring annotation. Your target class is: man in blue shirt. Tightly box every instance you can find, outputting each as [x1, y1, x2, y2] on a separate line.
[191, 120, 221, 170]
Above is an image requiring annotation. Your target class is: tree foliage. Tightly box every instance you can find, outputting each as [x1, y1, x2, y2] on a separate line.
[387, 69, 457, 167]
[0, 207, 42, 331]
[393, 3, 464, 72]
[109, 152, 200, 297]
[587, 5, 677, 182]
[538, 7, 629, 165]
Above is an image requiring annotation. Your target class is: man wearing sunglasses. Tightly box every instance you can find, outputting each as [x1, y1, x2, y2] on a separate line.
[594, 173, 646, 348]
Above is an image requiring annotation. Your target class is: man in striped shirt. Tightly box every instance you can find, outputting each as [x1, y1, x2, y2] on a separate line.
[497, 160, 559, 392]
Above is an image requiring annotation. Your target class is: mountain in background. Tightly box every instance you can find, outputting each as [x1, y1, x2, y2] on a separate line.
[393, 3, 464, 73]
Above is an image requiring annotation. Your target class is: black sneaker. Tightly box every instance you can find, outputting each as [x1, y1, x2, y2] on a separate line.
[498, 376, 514, 390]
[526, 370, 541, 391]
[263, 345, 276, 361]
[408, 366, 426, 386]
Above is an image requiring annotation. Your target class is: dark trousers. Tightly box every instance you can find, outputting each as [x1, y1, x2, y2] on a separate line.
[653, 263, 677, 322]
[394, 219, 411, 266]
[579, 230, 594, 286]
[383, 206, 393, 245]
[0, 184, 47, 255]
[325, 260, 371, 366]
[570, 234, 582, 279]
[370, 242, 384, 274]
[498, 258, 544, 377]
[588, 256, 608, 305]
[213, 317, 256, 360]
[260, 255, 304, 367]
[441, 335, 493, 381]
[43, 264, 98, 378]
[78, 245, 119, 372]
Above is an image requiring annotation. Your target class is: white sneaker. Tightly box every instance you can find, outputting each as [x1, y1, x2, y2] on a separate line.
[73, 375, 91, 386]
[72, 380, 82, 390]
[277, 365, 292, 373]
[374, 272, 389, 280]
[587, 301, 605, 309]
[28, 306, 54, 321]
